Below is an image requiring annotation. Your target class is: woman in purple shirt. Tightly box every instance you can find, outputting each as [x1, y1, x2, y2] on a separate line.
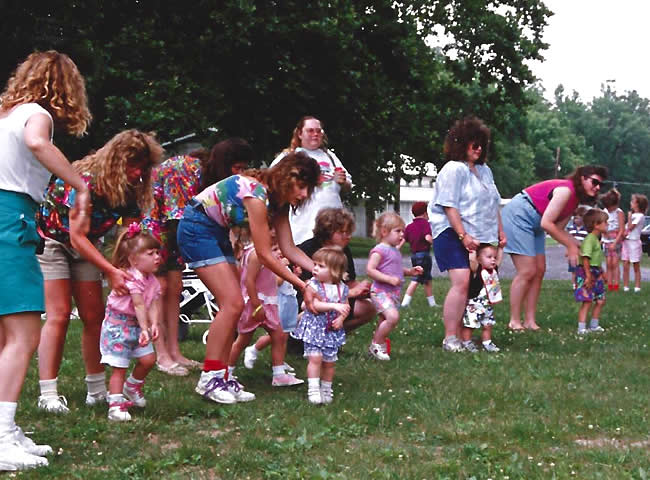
[501, 165, 608, 330]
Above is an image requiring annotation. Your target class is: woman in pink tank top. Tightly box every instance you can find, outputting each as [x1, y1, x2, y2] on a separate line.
[501, 165, 608, 331]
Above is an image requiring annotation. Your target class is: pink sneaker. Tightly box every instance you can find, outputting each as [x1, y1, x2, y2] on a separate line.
[272, 374, 305, 387]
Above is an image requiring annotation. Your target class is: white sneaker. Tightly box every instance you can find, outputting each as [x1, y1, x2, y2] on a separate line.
[283, 362, 295, 374]
[243, 346, 258, 369]
[0, 441, 48, 470]
[368, 342, 390, 361]
[37, 395, 69, 414]
[6, 426, 52, 457]
[226, 378, 256, 402]
[590, 325, 605, 333]
[623, 286, 630, 292]
[85, 392, 108, 406]
[271, 374, 304, 387]
[123, 381, 146, 407]
[577, 328, 589, 335]
[320, 386, 334, 404]
[195, 371, 237, 404]
[462, 340, 479, 353]
[308, 386, 322, 405]
[107, 401, 132, 422]
[634, 287, 641, 293]
[482, 341, 501, 353]
[442, 337, 463, 352]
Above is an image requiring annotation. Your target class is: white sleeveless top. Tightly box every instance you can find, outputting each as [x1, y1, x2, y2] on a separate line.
[0, 103, 54, 202]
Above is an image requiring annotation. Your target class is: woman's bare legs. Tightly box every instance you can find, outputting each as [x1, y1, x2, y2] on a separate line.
[38, 279, 73, 380]
[509, 254, 545, 330]
[0, 313, 41, 402]
[195, 263, 244, 363]
[442, 268, 470, 339]
[72, 280, 105, 375]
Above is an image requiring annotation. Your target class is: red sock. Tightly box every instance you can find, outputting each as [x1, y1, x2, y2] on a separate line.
[203, 359, 227, 373]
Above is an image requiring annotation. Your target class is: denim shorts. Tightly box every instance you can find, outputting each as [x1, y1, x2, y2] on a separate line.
[502, 192, 545, 257]
[278, 293, 298, 333]
[433, 228, 470, 272]
[177, 202, 235, 269]
[410, 251, 433, 283]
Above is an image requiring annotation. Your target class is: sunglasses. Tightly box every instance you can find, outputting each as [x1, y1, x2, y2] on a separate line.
[586, 176, 602, 188]
[304, 127, 324, 135]
[470, 142, 483, 151]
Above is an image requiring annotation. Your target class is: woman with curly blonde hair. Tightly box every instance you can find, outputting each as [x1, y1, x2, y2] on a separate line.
[35, 129, 163, 416]
[0, 50, 91, 471]
[177, 150, 321, 404]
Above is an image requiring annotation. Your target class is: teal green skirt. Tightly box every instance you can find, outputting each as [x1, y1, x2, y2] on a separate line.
[0, 190, 44, 315]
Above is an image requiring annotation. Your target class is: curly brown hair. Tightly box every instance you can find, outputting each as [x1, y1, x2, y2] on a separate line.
[0, 50, 91, 137]
[199, 138, 254, 191]
[285, 115, 329, 152]
[600, 188, 621, 209]
[73, 130, 162, 211]
[112, 228, 161, 269]
[312, 208, 355, 243]
[565, 165, 608, 202]
[312, 246, 347, 284]
[245, 151, 320, 215]
[631, 193, 649, 214]
[443, 116, 491, 165]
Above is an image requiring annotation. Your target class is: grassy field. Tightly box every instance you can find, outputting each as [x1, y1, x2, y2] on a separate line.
[13, 278, 650, 479]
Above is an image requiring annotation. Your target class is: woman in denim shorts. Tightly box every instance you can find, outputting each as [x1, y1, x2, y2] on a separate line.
[427, 117, 506, 352]
[177, 151, 320, 405]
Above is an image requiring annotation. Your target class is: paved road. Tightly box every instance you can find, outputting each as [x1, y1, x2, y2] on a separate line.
[354, 244, 650, 281]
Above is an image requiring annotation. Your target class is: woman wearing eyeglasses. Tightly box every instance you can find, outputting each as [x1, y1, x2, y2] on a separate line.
[501, 165, 608, 331]
[428, 116, 506, 352]
[270, 116, 352, 245]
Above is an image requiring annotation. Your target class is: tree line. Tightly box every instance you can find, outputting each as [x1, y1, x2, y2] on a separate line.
[2, 1, 647, 209]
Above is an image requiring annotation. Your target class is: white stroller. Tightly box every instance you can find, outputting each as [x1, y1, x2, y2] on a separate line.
[179, 267, 218, 344]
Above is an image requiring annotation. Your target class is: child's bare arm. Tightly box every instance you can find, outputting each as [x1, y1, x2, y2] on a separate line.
[496, 247, 504, 267]
[582, 256, 593, 288]
[148, 296, 162, 341]
[245, 249, 264, 318]
[131, 293, 152, 345]
[468, 251, 479, 272]
[366, 251, 400, 286]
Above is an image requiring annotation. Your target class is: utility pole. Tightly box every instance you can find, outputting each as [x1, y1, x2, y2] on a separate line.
[554, 147, 561, 178]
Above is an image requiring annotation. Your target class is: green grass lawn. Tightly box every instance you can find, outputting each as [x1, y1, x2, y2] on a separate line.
[16, 278, 650, 479]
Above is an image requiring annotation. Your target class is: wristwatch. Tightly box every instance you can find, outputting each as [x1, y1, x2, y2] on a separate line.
[457, 232, 465, 241]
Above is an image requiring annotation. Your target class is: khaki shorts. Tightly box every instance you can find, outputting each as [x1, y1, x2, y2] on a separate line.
[37, 237, 102, 282]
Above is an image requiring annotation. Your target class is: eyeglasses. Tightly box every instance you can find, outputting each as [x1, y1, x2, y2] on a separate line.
[304, 127, 324, 135]
[470, 142, 483, 151]
[586, 176, 602, 188]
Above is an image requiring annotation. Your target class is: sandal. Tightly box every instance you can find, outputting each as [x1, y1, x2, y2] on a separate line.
[156, 362, 190, 376]
[179, 359, 203, 370]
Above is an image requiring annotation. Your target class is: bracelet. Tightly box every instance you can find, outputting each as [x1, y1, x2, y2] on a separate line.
[253, 304, 263, 316]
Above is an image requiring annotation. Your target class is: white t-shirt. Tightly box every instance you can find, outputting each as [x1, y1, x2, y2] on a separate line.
[0, 103, 54, 202]
[626, 212, 645, 241]
[271, 147, 352, 245]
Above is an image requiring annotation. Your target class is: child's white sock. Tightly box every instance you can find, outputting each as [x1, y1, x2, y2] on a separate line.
[482, 340, 491, 346]
[320, 380, 332, 392]
[272, 365, 285, 377]
[427, 295, 437, 307]
[0, 401, 17, 435]
[126, 374, 144, 386]
[589, 318, 599, 329]
[39, 378, 59, 398]
[85, 373, 107, 397]
[228, 366, 235, 378]
[401, 295, 412, 307]
[307, 377, 320, 389]
[107, 393, 126, 405]
[578, 322, 587, 331]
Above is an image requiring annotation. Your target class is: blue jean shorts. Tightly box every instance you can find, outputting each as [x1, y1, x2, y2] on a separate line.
[502, 193, 545, 257]
[278, 293, 298, 333]
[177, 202, 235, 269]
[410, 251, 433, 283]
[433, 228, 470, 272]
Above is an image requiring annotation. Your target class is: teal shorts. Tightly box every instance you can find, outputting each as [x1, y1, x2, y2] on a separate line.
[0, 190, 44, 315]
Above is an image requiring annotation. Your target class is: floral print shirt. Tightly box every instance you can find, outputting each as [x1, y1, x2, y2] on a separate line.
[141, 155, 202, 244]
[37, 172, 134, 247]
[193, 175, 268, 228]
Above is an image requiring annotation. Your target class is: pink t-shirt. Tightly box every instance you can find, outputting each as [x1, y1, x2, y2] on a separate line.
[369, 243, 404, 295]
[524, 179, 578, 221]
[105, 267, 161, 316]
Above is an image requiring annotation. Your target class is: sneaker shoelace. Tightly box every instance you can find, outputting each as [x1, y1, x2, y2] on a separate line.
[226, 379, 242, 392]
[203, 375, 229, 397]
[109, 400, 134, 411]
[126, 381, 144, 397]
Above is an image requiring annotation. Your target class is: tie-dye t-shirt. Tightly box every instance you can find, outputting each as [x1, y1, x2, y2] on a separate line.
[193, 175, 268, 228]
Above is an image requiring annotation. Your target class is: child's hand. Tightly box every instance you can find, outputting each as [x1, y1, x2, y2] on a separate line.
[138, 329, 151, 347]
[389, 276, 401, 287]
[335, 303, 351, 318]
[332, 315, 345, 330]
[584, 276, 593, 290]
[150, 323, 160, 341]
[411, 266, 423, 276]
